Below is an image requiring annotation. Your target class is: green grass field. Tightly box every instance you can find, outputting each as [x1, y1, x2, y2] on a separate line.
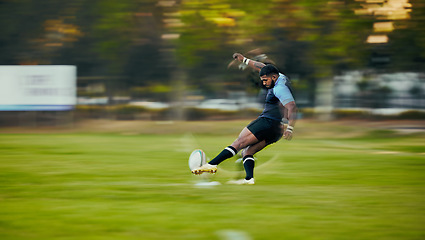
[0, 120, 424, 240]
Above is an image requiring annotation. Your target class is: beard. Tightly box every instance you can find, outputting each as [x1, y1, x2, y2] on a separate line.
[265, 81, 275, 89]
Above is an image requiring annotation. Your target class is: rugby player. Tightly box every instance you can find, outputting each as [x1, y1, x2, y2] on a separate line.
[191, 53, 297, 185]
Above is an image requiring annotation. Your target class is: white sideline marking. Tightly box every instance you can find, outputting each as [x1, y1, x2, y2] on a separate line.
[374, 151, 399, 155]
[194, 181, 221, 187]
[216, 230, 252, 240]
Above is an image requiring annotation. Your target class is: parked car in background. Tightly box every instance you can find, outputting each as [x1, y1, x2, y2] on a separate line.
[197, 99, 263, 111]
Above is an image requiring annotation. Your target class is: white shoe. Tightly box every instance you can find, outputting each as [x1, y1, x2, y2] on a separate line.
[227, 178, 255, 185]
[191, 163, 217, 175]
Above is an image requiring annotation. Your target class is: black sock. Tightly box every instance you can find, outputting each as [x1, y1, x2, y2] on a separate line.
[243, 155, 255, 180]
[208, 146, 237, 165]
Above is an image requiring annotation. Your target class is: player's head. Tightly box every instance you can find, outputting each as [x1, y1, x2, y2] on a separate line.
[259, 64, 279, 89]
[259, 64, 279, 77]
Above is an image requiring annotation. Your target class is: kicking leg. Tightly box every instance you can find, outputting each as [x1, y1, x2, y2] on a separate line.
[230, 127, 259, 151]
[192, 127, 259, 175]
[209, 127, 259, 166]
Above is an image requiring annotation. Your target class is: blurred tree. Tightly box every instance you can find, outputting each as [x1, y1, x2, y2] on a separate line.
[175, 0, 375, 105]
[0, 0, 423, 105]
[388, 0, 425, 71]
[0, 0, 73, 64]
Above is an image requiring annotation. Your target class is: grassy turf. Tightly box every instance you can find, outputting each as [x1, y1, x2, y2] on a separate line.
[0, 120, 424, 240]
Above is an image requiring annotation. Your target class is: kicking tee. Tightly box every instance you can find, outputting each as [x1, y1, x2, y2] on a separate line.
[259, 73, 295, 121]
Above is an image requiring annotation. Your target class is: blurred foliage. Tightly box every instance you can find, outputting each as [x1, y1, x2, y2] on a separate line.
[396, 110, 425, 120]
[130, 85, 172, 101]
[0, 0, 424, 100]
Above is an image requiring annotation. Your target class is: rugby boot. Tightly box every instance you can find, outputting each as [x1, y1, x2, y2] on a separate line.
[191, 163, 217, 175]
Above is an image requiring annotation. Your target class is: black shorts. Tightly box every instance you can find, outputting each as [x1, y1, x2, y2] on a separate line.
[247, 117, 283, 145]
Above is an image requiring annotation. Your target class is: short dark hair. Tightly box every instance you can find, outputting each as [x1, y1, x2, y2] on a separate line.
[259, 64, 279, 77]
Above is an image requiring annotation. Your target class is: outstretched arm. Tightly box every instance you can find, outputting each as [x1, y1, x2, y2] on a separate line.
[233, 53, 265, 72]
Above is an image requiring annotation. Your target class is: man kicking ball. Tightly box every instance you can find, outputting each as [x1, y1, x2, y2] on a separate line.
[192, 52, 297, 185]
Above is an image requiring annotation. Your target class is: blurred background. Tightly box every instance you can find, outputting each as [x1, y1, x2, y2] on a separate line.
[1, 2, 424, 239]
[0, 0, 424, 124]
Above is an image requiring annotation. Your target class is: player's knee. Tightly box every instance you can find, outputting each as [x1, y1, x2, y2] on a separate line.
[231, 139, 246, 151]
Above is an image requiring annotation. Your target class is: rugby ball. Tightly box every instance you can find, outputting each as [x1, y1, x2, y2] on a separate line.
[188, 149, 207, 171]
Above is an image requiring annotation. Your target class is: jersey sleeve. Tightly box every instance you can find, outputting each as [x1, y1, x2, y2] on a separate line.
[273, 81, 295, 106]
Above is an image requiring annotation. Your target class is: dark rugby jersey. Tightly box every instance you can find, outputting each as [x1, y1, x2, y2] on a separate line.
[259, 73, 295, 121]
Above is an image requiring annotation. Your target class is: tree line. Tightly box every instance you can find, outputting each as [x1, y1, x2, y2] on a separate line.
[1, 0, 424, 103]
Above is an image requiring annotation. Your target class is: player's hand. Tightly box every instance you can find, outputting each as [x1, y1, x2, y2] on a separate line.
[232, 53, 244, 62]
[283, 130, 293, 141]
[283, 125, 294, 141]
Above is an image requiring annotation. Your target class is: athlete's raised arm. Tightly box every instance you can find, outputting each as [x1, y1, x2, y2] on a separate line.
[232, 53, 265, 72]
